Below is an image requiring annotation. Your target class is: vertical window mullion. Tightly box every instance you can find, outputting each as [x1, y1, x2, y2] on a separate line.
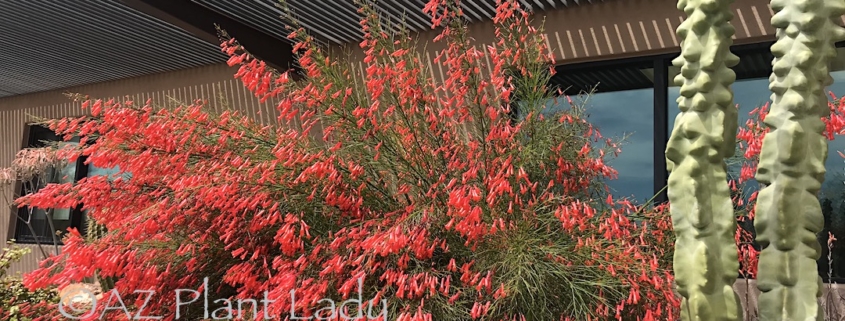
[70, 155, 89, 236]
[653, 57, 670, 204]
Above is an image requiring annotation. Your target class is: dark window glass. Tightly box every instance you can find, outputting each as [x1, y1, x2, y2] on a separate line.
[546, 64, 656, 203]
[819, 51, 845, 282]
[12, 125, 125, 244]
[582, 88, 655, 202]
[13, 125, 86, 244]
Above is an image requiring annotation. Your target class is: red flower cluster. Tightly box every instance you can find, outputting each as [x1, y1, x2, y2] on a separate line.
[17, 1, 679, 320]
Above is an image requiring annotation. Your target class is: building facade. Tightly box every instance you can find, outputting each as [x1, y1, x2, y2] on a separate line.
[3, 0, 845, 305]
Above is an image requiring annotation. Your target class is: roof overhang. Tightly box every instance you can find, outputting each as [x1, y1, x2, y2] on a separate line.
[0, 0, 225, 98]
[0, 0, 608, 98]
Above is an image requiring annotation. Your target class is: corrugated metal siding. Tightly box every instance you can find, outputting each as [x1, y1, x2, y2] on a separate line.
[0, 1, 226, 98]
[0, 63, 283, 275]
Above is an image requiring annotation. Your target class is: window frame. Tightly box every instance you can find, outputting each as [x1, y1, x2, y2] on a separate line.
[8, 123, 89, 245]
[554, 55, 670, 203]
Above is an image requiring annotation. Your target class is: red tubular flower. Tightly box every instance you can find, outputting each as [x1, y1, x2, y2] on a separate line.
[11, 1, 695, 320]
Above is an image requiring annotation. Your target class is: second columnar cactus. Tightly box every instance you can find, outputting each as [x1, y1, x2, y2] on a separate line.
[754, 0, 845, 320]
[666, 0, 741, 319]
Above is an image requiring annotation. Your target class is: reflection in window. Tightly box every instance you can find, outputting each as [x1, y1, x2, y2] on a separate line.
[14, 126, 84, 244]
[546, 87, 655, 203]
[12, 126, 123, 244]
[820, 65, 845, 281]
[87, 164, 123, 180]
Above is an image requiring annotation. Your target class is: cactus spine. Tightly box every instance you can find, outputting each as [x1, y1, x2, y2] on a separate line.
[666, 0, 741, 319]
[754, 0, 845, 319]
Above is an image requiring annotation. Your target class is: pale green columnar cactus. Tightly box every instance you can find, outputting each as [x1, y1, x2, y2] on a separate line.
[85, 218, 107, 243]
[665, 0, 741, 319]
[85, 219, 116, 291]
[754, 0, 845, 320]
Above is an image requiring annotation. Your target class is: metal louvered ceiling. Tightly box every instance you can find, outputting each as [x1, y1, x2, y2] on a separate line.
[191, 0, 605, 45]
[0, 1, 225, 98]
[0, 0, 605, 99]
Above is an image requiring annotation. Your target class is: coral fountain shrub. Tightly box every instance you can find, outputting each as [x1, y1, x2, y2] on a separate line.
[15, 1, 678, 320]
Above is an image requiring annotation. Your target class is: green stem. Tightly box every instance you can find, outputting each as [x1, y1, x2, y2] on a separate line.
[667, 0, 742, 319]
[754, 0, 845, 320]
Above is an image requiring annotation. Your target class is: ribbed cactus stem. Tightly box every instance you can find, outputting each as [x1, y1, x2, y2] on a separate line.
[85, 217, 115, 291]
[754, 0, 845, 320]
[85, 218, 107, 242]
[666, 0, 741, 319]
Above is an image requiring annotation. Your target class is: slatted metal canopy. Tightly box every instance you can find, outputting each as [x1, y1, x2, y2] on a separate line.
[0, 0, 606, 99]
[192, 0, 603, 45]
[0, 1, 225, 98]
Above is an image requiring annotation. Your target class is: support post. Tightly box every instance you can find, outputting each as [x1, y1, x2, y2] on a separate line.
[653, 57, 668, 204]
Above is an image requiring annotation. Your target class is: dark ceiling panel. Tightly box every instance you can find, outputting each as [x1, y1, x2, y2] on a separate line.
[0, 1, 225, 98]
